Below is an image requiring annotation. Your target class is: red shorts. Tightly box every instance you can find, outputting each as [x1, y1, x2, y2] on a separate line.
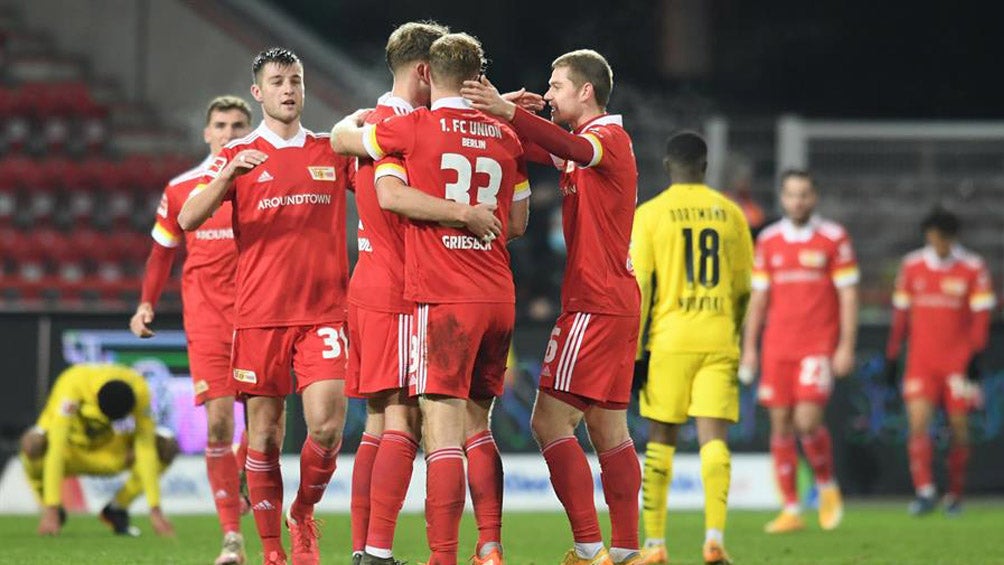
[230, 323, 348, 397]
[538, 311, 638, 407]
[903, 362, 972, 415]
[187, 333, 235, 405]
[758, 354, 833, 408]
[409, 302, 513, 400]
[346, 304, 412, 399]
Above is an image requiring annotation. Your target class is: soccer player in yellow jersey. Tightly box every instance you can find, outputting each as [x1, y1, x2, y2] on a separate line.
[631, 132, 753, 565]
[19, 363, 178, 537]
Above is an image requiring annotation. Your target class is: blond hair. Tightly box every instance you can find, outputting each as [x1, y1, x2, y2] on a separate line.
[205, 95, 253, 125]
[429, 33, 486, 90]
[386, 21, 450, 71]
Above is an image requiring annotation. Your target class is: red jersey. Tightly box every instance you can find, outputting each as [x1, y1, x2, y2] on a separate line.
[753, 216, 858, 359]
[152, 155, 236, 337]
[201, 122, 353, 329]
[554, 114, 639, 316]
[889, 246, 995, 367]
[364, 96, 530, 304]
[347, 94, 413, 314]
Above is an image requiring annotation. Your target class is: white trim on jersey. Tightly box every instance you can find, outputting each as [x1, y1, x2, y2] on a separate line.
[555, 313, 592, 392]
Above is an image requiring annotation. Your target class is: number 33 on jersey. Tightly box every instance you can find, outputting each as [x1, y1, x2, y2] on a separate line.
[631, 183, 753, 356]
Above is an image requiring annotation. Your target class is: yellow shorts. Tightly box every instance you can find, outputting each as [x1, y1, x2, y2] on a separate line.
[640, 350, 739, 424]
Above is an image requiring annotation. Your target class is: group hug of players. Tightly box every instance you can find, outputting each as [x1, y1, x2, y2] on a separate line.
[18, 19, 994, 565]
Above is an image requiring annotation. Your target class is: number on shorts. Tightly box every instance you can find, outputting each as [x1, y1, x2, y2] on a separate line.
[317, 326, 348, 359]
[543, 327, 561, 364]
[798, 356, 832, 392]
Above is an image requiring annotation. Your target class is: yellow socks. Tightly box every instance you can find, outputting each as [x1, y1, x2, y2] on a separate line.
[642, 441, 676, 542]
[700, 439, 731, 536]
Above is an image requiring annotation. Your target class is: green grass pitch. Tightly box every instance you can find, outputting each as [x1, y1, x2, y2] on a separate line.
[2, 503, 1002, 564]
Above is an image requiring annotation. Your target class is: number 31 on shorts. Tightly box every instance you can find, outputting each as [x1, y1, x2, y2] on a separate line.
[798, 356, 833, 393]
[317, 327, 349, 360]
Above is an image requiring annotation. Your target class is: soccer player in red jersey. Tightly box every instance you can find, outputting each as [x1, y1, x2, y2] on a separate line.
[885, 208, 994, 516]
[130, 95, 252, 564]
[462, 50, 643, 565]
[332, 33, 529, 565]
[739, 170, 858, 534]
[178, 48, 354, 565]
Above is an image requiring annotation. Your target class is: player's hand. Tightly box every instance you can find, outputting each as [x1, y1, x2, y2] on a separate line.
[347, 107, 373, 127]
[738, 349, 758, 386]
[37, 506, 61, 536]
[831, 343, 855, 378]
[149, 507, 175, 537]
[461, 76, 517, 121]
[967, 351, 985, 382]
[884, 357, 900, 389]
[225, 149, 268, 179]
[129, 302, 156, 338]
[460, 203, 503, 241]
[632, 353, 650, 393]
[502, 88, 545, 113]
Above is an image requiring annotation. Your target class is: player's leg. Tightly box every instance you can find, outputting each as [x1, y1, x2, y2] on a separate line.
[352, 395, 385, 558]
[793, 400, 842, 530]
[584, 406, 640, 564]
[695, 417, 733, 565]
[943, 374, 971, 515]
[421, 394, 467, 565]
[531, 391, 603, 562]
[111, 432, 179, 508]
[905, 397, 936, 514]
[465, 397, 504, 561]
[245, 395, 287, 559]
[365, 390, 421, 562]
[760, 357, 802, 533]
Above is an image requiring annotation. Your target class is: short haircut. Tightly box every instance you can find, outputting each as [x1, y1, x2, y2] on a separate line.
[205, 95, 253, 125]
[921, 206, 960, 236]
[252, 47, 301, 82]
[779, 168, 814, 189]
[386, 21, 449, 71]
[97, 380, 136, 421]
[665, 131, 707, 171]
[428, 33, 485, 90]
[551, 49, 614, 107]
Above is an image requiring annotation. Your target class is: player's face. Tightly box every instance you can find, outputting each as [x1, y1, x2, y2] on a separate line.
[544, 66, 585, 127]
[925, 228, 955, 258]
[252, 62, 305, 125]
[203, 109, 251, 155]
[780, 177, 817, 224]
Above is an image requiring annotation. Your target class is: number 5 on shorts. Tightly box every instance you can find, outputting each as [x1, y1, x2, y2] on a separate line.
[317, 327, 349, 359]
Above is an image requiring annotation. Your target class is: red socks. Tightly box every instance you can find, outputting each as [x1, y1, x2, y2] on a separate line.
[246, 448, 284, 555]
[542, 437, 602, 544]
[800, 427, 834, 484]
[426, 447, 466, 565]
[908, 434, 934, 494]
[598, 440, 640, 551]
[205, 441, 241, 534]
[351, 432, 381, 552]
[291, 436, 340, 521]
[465, 430, 504, 551]
[770, 435, 799, 506]
[366, 431, 419, 552]
[947, 445, 970, 498]
[235, 430, 248, 475]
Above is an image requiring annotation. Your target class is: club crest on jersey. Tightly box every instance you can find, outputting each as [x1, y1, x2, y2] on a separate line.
[798, 250, 826, 268]
[308, 166, 337, 181]
[233, 368, 257, 384]
[940, 277, 967, 296]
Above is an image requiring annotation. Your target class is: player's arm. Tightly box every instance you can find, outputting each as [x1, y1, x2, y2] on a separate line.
[733, 212, 755, 330]
[884, 262, 910, 385]
[967, 261, 996, 380]
[329, 109, 375, 157]
[630, 207, 656, 360]
[131, 188, 181, 338]
[40, 390, 75, 510]
[178, 149, 267, 231]
[831, 235, 860, 377]
[739, 236, 770, 384]
[507, 158, 532, 240]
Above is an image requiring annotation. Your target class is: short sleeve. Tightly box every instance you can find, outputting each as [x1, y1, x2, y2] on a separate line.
[197, 148, 237, 201]
[970, 260, 996, 312]
[830, 232, 860, 287]
[892, 263, 911, 310]
[578, 125, 617, 169]
[150, 186, 183, 248]
[363, 113, 419, 161]
[751, 238, 771, 291]
[372, 156, 408, 185]
[512, 156, 531, 202]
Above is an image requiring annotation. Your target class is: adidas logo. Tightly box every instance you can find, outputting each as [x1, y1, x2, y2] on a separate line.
[252, 499, 275, 511]
[257, 170, 274, 183]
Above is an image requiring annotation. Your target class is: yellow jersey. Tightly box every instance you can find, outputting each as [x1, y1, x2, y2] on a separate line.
[631, 183, 753, 356]
[36, 363, 159, 507]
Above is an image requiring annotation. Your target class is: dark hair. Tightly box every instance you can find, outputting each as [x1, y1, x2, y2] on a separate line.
[97, 380, 136, 421]
[205, 95, 253, 125]
[386, 21, 449, 71]
[665, 131, 707, 171]
[921, 206, 960, 236]
[252, 47, 301, 82]
[779, 168, 814, 189]
[552, 49, 614, 108]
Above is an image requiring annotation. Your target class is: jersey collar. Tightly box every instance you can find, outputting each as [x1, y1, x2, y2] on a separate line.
[255, 121, 307, 149]
[922, 244, 964, 270]
[431, 96, 473, 111]
[575, 113, 622, 133]
[779, 215, 821, 243]
[377, 92, 417, 113]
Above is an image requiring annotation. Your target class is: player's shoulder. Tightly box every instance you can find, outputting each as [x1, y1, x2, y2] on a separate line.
[955, 246, 987, 270]
[902, 248, 926, 267]
[756, 220, 785, 244]
[303, 127, 330, 142]
[221, 130, 263, 155]
[582, 114, 626, 135]
[815, 217, 849, 242]
[167, 156, 213, 189]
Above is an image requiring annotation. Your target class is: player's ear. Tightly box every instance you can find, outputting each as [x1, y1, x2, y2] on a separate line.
[250, 82, 264, 103]
[203, 125, 213, 145]
[416, 62, 431, 85]
[579, 82, 594, 104]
